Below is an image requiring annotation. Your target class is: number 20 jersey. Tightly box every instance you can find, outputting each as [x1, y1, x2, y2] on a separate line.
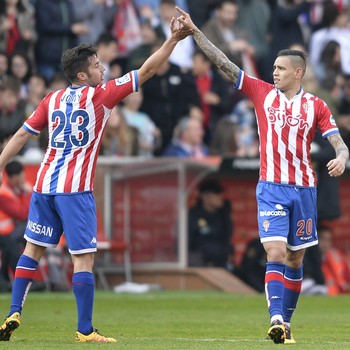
[23, 71, 138, 194]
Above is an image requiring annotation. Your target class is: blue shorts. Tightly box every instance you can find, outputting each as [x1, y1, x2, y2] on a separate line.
[256, 181, 318, 250]
[24, 192, 97, 254]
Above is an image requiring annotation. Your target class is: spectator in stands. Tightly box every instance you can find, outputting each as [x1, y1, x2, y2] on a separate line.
[235, 237, 266, 293]
[96, 33, 119, 82]
[162, 116, 208, 158]
[301, 232, 327, 295]
[156, 0, 194, 70]
[34, 0, 89, 82]
[188, 179, 233, 269]
[192, 50, 231, 144]
[0, 0, 37, 63]
[100, 106, 139, 156]
[187, 0, 214, 29]
[126, 21, 163, 72]
[288, 43, 318, 94]
[236, 0, 271, 81]
[22, 74, 47, 161]
[0, 51, 9, 85]
[47, 72, 69, 93]
[267, 0, 312, 83]
[71, 0, 110, 45]
[309, 1, 350, 76]
[313, 40, 342, 84]
[230, 99, 259, 157]
[317, 225, 350, 295]
[201, 0, 256, 75]
[121, 89, 161, 157]
[8, 51, 32, 99]
[337, 74, 350, 148]
[0, 160, 31, 291]
[0, 77, 26, 145]
[110, 0, 142, 62]
[209, 116, 238, 156]
[140, 42, 200, 154]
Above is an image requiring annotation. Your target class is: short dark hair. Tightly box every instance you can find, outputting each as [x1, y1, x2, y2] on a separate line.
[5, 160, 23, 177]
[277, 49, 307, 72]
[61, 44, 98, 83]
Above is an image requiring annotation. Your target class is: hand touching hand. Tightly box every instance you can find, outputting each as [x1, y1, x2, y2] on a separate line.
[176, 6, 198, 32]
[169, 16, 193, 41]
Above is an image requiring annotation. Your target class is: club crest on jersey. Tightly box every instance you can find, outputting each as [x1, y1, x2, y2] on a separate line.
[115, 73, 131, 85]
[263, 219, 270, 232]
[302, 102, 309, 114]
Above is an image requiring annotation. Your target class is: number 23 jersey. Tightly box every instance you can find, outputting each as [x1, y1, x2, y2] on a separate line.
[23, 71, 138, 194]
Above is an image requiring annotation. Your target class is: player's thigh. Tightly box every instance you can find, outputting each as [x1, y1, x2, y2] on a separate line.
[288, 186, 317, 250]
[55, 192, 97, 254]
[25, 192, 63, 247]
[256, 182, 290, 244]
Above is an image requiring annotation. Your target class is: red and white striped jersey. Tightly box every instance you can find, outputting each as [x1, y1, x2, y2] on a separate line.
[235, 70, 339, 187]
[23, 71, 138, 194]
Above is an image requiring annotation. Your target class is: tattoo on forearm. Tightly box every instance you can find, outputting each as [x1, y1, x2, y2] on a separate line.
[328, 134, 350, 160]
[193, 30, 240, 83]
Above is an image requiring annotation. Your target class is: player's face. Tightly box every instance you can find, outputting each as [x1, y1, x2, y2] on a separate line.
[272, 56, 298, 91]
[86, 55, 105, 86]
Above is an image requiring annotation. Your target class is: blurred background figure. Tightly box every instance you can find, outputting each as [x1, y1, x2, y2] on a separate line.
[267, 0, 311, 82]
[337, 74, 350, 149]
[188, 179, 234, 269]
[201, 0, 256, 75]
[162, 116, 208, 158]
[317, 226, 350, 295]
[309, 0, 350, 76]
[0, 51, 9, 85]
[140, 42, 200, 154]
[121, 90, 161, 157]
[0, 77, 26, 148]
[234, 237, 266, 293]
[191, 50, 231, 145]
[96, 33, 119, 82]
[71, 0, 110, 45]
[8, 51, 32, 99]
[0, 0, 37, 64]
[34, 0, 89, 82]
[0, 160, 31, 291]
[100, 106, 139, 156]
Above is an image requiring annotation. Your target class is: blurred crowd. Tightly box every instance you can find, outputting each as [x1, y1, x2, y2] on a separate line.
[0, 0, 350, 160]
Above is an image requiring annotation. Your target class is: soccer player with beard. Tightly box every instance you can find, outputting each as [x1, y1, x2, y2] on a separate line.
[0, 17, 192, 343]
[176, 6, 349, 345]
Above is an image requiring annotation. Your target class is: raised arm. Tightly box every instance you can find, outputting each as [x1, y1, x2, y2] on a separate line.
[326, 133, 349, 177]
[176, 6, 240, 84]
[137, 16, 192, 86]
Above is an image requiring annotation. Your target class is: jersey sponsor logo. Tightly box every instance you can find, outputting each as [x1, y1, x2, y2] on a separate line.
[267, 106, 309, 129]
[26, 220, 53, 237]
[330, 115, 336, 126]
[115, 73, 131, 86]
[260, 204, 286, 217]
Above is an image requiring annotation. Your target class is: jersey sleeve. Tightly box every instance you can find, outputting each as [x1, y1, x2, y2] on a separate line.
[98, 70, 138, 109]
[315, 97, 339, 138]
[22, 93, 52, 135]
[234, 70, 272, 103]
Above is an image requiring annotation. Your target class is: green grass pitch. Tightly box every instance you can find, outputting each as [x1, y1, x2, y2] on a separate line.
[0, 290, 349, 349]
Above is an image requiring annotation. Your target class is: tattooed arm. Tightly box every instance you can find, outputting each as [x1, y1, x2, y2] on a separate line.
[176, 6, 240, 84]
[326, 133, 349, 177]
